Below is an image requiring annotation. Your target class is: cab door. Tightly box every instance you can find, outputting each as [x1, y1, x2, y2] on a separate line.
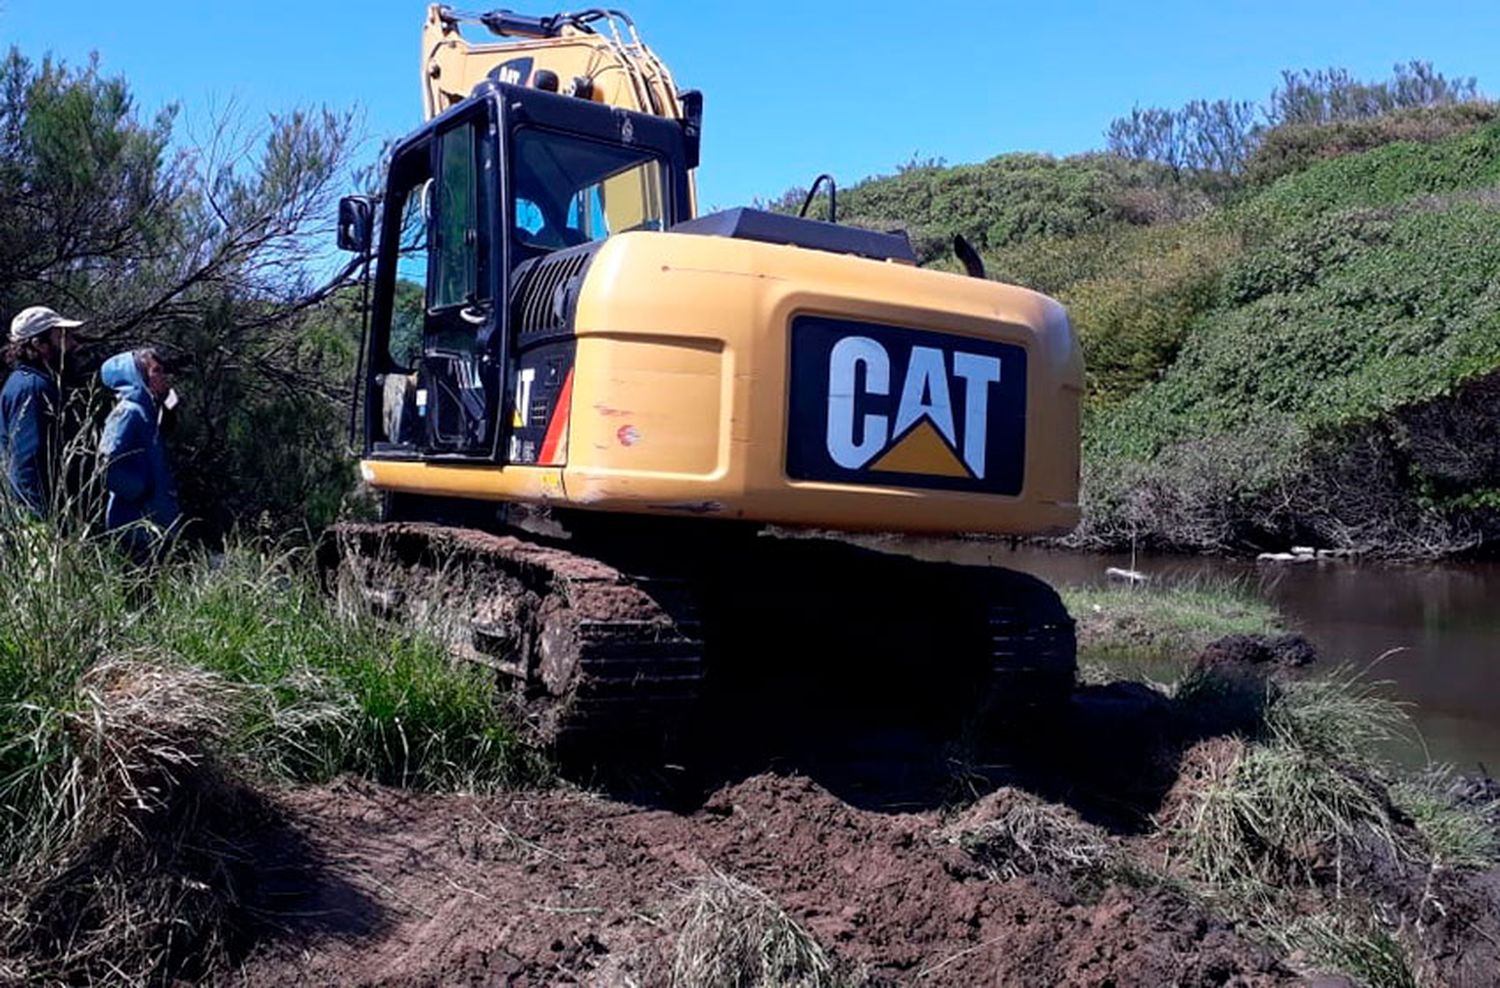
[367, 99, 508, 460]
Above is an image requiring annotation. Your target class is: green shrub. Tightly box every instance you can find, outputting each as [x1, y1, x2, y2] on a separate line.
[825, 151, 1181, 264]
[1246, 102, 1500, 185]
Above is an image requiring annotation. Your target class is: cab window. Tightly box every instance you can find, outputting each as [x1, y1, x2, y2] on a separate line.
[433, 124, 480, 308]
[511, 128, 667, 253]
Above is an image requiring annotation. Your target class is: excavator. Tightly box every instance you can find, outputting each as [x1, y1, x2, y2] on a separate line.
[326, 5, 1084, 747]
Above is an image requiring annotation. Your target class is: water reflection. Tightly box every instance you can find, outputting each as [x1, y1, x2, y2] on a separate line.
[860, 535, 1500, 772]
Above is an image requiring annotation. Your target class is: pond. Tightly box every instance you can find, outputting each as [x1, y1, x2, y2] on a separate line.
[870, 536, 1500, 772]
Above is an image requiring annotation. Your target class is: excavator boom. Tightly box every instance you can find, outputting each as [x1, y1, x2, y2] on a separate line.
[423, 4, 688, 121]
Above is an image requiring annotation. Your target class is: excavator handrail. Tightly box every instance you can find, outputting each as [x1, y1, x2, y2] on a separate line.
[437, 5, 637, 40]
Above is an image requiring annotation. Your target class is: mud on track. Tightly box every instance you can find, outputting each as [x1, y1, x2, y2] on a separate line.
[237, 768, 1290, 987]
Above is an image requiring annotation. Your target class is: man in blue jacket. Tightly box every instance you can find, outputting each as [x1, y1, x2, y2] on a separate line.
[100, 348, 180, 553]
[0, 306, 81, 518]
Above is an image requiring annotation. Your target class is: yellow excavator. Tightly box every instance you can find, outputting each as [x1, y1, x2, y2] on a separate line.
[327, 6, 1084, 746]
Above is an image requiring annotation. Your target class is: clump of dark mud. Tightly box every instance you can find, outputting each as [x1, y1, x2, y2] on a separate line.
[1195, 633, 1319, 673]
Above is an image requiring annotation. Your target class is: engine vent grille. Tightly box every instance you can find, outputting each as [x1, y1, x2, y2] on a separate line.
[511, 244, 598, 342]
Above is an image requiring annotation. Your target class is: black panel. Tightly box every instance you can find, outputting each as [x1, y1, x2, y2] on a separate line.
[671, 208, 916, 263]
[786, 316, 1026, 495]
[510, 242, 599, 344]
[505, 341, 574, 465]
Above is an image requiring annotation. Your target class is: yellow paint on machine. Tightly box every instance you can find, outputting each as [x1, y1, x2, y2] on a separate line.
[362, 230, 1084, 537]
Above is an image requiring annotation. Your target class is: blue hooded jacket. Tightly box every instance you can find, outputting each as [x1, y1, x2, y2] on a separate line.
[0, 362, 60, 517]
[100, 352, 179, 536]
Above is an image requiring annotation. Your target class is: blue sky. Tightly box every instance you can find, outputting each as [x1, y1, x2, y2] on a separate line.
[3, 1, 1498, 211]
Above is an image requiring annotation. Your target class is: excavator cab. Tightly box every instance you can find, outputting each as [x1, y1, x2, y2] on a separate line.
[356, 81, 694, 463]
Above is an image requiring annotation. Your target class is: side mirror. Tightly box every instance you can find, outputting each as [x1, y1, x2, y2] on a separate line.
[337, 195, 375, 254]
[679, 89, 703, 170]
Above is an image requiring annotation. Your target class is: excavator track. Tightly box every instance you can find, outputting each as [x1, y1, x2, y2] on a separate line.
[323, 522, 704, 745]
[321, 522, 1075, 750]
[697, 537, 1076, 731]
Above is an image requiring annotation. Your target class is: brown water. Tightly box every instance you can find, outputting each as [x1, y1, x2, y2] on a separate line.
[869, 536, 1500, 772]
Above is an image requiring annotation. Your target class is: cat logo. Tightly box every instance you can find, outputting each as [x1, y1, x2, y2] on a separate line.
[786, 316, 1027, 495]
[488, 57, 534, 88]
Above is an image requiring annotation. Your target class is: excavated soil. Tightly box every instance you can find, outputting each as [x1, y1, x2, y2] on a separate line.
[235, 770, 1291, 987]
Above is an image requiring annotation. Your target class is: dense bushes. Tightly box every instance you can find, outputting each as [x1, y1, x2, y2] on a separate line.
[1245, 102, 1500, 185]
[806, 153, 1177, 264]
[821, 55, 1500, 555]
[1071, 142, 1500, 554]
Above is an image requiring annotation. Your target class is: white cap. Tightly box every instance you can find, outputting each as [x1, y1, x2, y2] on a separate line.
[9, 306, 84, 343]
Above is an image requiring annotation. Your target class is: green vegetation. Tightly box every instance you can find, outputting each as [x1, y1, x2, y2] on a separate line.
[1391, 768, 1500, 869]
[1, 49, 363, 538]
[1063, 580, 1281, 672]
[140, 546, 536, 791]
[0, 531, 536, 869]
[0, 514, 536, 983]
[805, 62, 1500, 556]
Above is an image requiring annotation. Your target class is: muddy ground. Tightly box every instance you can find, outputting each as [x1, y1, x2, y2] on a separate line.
[228, 680, 1325, 988]
[235, 777, 1286, 987]
[18, 634, 1492, 986]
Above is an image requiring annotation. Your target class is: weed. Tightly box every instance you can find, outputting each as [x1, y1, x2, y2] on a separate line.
[1265, 666, 1410, 764]
[1272, 913, 1418, 988]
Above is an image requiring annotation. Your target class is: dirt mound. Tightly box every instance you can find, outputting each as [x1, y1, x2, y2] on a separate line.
[237, 773, 1291, 986]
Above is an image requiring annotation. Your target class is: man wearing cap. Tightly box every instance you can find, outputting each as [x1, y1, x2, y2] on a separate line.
[0, 306, 81, 518]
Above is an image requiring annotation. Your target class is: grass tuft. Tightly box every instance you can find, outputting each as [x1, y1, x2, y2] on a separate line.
[1, 651, 255, 984]
[1264, 666, 1411, 763]
[1390, 767, 1499, 870]
[1272, 913, 1419, 988]
[664, 871, 840, 988]
[941, 788, 1119, 882]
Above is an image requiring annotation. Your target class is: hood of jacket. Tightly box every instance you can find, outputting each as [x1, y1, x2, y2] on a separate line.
[100, 352, 152, 409]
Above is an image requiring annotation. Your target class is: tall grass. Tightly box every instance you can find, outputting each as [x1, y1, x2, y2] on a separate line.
[139, 544, 541, 791]
[0, 525, 142, 868]
[0, 497, 542, 980]
[0, 511, 539, 869]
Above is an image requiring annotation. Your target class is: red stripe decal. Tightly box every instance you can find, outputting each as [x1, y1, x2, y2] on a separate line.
[538, 368, 573, 465]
